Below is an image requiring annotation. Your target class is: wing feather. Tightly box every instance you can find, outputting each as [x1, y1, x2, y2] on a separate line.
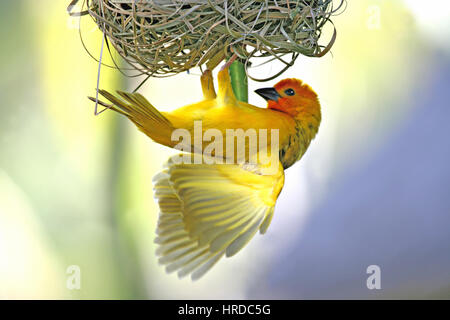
[152, 155, 284, 279]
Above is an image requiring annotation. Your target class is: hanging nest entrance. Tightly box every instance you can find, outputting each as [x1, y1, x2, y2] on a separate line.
[69, 0, 343, 80]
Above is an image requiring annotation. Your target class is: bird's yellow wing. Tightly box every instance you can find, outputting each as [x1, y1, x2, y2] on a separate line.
[153, 155, 285, 280]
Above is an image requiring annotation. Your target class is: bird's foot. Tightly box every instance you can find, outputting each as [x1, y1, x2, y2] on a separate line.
[200, 69, 216, 99]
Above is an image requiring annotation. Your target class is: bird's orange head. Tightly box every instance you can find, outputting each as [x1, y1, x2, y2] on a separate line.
[255, 78, 321, 120]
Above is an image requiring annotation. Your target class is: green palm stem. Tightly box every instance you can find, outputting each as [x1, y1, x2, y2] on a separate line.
[229, 59, 248, 103]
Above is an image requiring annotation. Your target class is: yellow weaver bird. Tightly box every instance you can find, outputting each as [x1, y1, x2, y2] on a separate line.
[90, 63, 321, 280]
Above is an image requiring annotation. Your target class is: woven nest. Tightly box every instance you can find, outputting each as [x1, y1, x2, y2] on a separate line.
[71, 0, 343, 80]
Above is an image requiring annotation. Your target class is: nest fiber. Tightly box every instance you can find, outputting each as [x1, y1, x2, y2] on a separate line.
[75, 0, 340, 78]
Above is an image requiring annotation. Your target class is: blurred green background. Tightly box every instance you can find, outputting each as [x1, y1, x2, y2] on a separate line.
[1, 0, 449, 299]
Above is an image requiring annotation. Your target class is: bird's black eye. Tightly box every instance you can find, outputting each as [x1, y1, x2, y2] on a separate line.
[284, 88, 295, 96]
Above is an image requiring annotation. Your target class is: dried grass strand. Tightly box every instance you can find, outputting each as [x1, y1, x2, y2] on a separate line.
[70, 0, 344, 80]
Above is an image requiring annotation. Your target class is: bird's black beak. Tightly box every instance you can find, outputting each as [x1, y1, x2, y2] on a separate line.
[255, 87, 281, 102]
